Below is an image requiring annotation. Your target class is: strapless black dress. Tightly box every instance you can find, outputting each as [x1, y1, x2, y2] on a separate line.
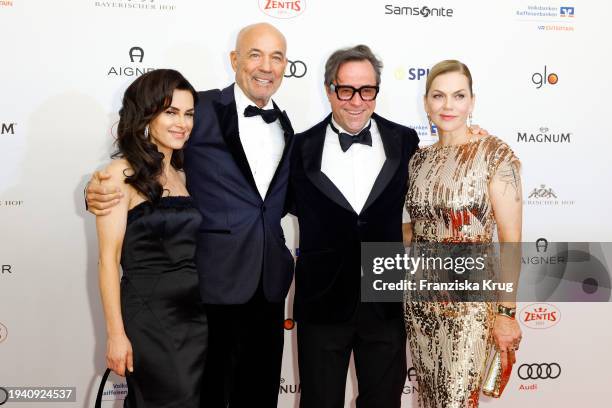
[120, 196, 207, 407]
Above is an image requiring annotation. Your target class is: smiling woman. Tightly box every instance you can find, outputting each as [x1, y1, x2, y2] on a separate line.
[95, 69, 208, 407]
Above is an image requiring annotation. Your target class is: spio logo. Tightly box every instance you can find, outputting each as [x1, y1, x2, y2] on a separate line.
[283, 318, 295, 330]
[408, 67, 430, 81]
[393, 67, 430, 81]
[520, 303, 561, 329]
[560, 6, 575, 17]
[532, 66, 558, 88]
[129, 46, 144, 63]
[518, 363, 561, 380]
[259, 0, 305, 19]
[0, 322, 7, 344]
[1, 123, 16, 135]
[284, 60, 307, 78]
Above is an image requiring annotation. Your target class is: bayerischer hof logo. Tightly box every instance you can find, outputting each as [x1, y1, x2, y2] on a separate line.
[93, 0, 176, 12]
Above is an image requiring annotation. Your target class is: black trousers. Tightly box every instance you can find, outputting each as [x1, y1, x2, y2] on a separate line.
[200, 285, 284, 408]
[297, 303, 407, 408]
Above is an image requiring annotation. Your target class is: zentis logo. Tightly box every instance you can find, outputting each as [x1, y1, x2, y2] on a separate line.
[520, 303, 560, 329]
[259, 0, 305, 19]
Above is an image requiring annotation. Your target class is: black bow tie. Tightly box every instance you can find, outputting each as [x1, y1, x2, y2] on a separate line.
[244, 105, 281, 124]
[330, 120, 372, 152]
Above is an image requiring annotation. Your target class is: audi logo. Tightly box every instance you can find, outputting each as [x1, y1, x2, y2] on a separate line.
[518, 363, 561, 380]
[284, 60, 307, 78]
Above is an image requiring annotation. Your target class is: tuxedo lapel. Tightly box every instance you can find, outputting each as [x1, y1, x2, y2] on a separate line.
[361, 113, 401, 212]
[302, 115, 354, 213]
[213, 84, 260, 199]
[264, 102, 294, 200]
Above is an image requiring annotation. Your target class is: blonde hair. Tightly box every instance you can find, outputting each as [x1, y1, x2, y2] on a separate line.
[425, 60, 473, 96]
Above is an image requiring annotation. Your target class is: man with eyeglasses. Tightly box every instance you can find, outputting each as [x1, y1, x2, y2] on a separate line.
[289, 45, 419, 408]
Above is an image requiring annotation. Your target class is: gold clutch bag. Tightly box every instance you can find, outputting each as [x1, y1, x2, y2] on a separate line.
[482, 351, 512, 398]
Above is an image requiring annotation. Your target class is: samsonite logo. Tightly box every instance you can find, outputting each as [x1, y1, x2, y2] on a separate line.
[259, 0, 305, 19]
[520, 303, 561, 329]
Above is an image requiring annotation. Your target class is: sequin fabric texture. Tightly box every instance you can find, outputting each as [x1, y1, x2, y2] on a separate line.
[404, 135, 520, 408]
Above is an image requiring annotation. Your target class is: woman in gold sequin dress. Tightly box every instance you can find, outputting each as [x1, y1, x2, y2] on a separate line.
[404, 60, 523, 408]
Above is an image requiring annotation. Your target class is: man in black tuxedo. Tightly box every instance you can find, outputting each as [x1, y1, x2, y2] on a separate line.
[86, 23, 294, 408]
[290, 45, 419, 408]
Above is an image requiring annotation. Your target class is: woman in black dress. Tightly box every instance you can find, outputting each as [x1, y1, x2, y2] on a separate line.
[96, 69, 207, 407]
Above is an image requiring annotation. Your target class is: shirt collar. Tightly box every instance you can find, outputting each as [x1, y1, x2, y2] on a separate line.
[234, 83, 274, 115]
[330, 115, 372, 136]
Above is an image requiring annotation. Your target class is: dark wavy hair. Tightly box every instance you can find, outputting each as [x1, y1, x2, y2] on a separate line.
[112, 69, 197, 203]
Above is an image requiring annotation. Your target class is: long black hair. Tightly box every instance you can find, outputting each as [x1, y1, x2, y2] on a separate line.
[112, 69, 197, 203]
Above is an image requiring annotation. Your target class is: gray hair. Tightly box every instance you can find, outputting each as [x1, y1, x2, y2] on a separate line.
[324, 44, 383, 86]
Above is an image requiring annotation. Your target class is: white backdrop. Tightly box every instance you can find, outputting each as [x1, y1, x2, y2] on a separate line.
[1, 0, 612, 406]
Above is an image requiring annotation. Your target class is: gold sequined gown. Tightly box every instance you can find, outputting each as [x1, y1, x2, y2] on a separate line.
[404, 135, 519, 408]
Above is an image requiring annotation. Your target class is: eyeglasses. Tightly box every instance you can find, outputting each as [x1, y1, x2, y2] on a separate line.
[329, 84, 380, 101]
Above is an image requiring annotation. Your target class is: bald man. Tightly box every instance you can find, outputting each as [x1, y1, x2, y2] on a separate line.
[87, 23, 294, 407]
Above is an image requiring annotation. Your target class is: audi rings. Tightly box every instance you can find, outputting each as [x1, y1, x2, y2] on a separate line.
[284, 60, 307, 78]
[518, 363, 561, 380]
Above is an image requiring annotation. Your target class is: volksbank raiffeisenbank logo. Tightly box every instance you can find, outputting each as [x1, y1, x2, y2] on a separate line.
[94, 0, 176, 12]
[385, 5, 454, 17]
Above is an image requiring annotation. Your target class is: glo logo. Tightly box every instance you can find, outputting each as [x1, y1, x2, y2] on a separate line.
[532, 66, 558, 89]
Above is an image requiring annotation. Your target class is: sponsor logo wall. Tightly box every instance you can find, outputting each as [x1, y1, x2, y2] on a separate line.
[0, 1, 610, 407]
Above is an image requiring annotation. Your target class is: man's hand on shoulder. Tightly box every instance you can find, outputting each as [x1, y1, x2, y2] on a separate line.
[86, 169, 124, 216]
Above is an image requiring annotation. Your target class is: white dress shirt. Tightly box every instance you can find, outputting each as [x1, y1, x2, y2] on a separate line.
[321, 116, 386, 214]
[234, 85, 286, 199]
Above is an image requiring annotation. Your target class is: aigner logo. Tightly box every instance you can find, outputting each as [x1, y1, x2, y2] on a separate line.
[108, 47, 155, 77]
[284, 60, 307, 78]
[518, 363, 561, 380]
[532, 66, 558, 88]
[129, 46, 144, 63]
[259, 0, 305, 19]
[1, 123, 15, 135]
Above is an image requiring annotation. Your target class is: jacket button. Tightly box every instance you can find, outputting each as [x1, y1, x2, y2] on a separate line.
[261, 205, 267, 212]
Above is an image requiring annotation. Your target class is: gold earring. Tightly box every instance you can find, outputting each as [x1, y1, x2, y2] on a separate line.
[467, 113, 473, 129]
